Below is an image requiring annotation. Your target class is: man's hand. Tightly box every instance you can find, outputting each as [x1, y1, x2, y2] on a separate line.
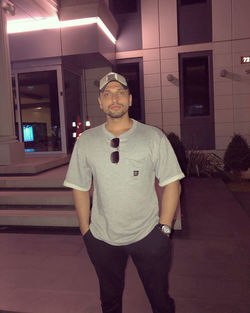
[73, 189, 91, 236]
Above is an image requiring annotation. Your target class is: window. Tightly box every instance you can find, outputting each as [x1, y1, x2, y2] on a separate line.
[179, 50, 215, 150]
[177, 0, 212, 45]
[182, 56, 210, 117]
[109, 0, 138, 15]
[180, 0, 206, 5]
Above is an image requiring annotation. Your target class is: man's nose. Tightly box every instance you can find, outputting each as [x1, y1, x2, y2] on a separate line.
[112, 93, 119, 102]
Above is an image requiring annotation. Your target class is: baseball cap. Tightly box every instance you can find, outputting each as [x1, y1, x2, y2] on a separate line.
[99, 72, 128, 91]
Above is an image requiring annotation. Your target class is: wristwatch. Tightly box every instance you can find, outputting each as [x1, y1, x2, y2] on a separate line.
[158, 223, 172, 237]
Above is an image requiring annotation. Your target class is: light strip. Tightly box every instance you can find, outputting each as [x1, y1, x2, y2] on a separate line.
[7, 16, 116, 44]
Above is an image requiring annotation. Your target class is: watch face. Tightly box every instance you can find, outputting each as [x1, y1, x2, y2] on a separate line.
[162, 225, 171, 234]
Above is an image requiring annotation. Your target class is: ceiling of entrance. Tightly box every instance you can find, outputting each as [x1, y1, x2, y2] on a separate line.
[6, 0, 59, 21]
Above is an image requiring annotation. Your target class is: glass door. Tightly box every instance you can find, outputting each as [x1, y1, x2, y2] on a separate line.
[12, 68, 66, 153]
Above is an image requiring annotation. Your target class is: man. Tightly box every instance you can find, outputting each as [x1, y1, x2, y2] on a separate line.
[64, 72, 185, 313]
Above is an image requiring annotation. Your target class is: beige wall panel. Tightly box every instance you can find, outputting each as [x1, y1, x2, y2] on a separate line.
[144, 73, 161, 87]
[216, 135, 232, 150]
[215, 123, 234, 137]
[163, 125, 181, 136]
[234, 108, 250, 122]
[145, 100, 162, 113]
[232, 0, 250, 39]
[233, 79, 250, 95]
[161, 85, 179, 99]
[234, 122, 250, 136]
[163, 112, 180, 125]
[159, 0, 178, 47]
[143, 60, 161, 74]
[161, 46, 178, 59]
[141, 0, 159, 49]
[213, 54, 233, 69]
[212, 0, 232, 42]
[143, 48, 160, 61]
[144, 87, 161, 101]
[213, 41, 232, 55]
[145, 113, 162, 128]
[214, 81, 233, 96]
[233, 94, 250, 109]
[232, 38, 250, 53]
[162, 98, 180, 113]
[215, 109, 234, 123]
[214, 95, 233, 110]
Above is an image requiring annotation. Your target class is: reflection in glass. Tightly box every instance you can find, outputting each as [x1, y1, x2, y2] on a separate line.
[18, 70, 61, 152]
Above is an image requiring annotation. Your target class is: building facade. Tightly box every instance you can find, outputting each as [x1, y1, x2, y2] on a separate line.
[1, 0, 250, 161]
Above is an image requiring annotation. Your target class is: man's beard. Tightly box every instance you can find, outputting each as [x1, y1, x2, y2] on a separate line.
[106, 105, 129, 119]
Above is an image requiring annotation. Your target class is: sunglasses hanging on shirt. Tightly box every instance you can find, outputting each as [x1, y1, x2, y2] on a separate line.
[110, 138, 119, 164]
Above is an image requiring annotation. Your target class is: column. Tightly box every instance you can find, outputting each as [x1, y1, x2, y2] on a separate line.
[0, 0, 24, 165]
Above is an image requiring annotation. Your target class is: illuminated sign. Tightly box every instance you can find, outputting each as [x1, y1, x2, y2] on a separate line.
[241, 56, 250, 64]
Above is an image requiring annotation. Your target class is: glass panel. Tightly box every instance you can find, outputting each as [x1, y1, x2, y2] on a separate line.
[63, 70, 82, 152]
[18, 70, 61, 152]
[183, 56, 210, 117]
[12, 76, 20, 140]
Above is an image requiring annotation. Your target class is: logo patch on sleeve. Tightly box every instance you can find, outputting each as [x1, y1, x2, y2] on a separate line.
[133, 170, 139, 176]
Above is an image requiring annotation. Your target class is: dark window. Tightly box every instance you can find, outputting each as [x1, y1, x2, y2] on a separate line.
[180, 0, 206, 5]
[183, 56, 210, 117]
[179, 50, 215, 150]
[115, 59, 144, 122]
[109, 0, 137, 15]
[177, 0, 212, 45]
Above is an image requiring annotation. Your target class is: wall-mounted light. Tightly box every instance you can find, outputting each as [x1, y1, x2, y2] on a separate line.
[167, 74, 174, 82]
[220, 69, 228, 77]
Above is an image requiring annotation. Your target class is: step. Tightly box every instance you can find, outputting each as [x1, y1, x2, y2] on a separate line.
[0, 154, 70, 175]
[0, 209, 79, 227]
[0, 190, 73, 206]
[0, 165, 68, 189]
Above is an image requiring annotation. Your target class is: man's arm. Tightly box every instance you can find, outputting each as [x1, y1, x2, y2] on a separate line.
[159, 180, 181, 227]
[73, 189, 91, 235]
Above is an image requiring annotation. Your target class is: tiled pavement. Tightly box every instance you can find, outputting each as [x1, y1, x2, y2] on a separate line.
[0, 178, 249, 313]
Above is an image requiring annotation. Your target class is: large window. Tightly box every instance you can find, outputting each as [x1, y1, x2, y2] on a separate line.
[177, 0, 212, 45]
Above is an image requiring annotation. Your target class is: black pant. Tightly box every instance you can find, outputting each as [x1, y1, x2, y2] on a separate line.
[83, 225, 175, 313]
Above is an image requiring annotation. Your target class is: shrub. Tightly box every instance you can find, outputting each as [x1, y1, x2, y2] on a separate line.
[224, 134, 250, 172]
[167, 132, 188, 175]
[186, 150, 225, 178]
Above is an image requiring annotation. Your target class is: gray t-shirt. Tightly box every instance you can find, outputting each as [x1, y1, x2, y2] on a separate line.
[64, 120, 184, 245]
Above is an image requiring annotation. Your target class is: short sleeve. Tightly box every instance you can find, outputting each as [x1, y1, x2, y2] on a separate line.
[155, 135, 185, 187]
[63, 138, 92, 191]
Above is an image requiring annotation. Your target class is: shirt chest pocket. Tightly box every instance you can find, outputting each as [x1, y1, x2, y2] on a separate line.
[125, 157, 149, 180]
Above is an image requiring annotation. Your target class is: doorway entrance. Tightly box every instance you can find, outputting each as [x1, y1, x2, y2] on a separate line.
[12, 66, 67, 153]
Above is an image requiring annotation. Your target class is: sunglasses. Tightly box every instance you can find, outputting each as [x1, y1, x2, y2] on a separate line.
[110, 138, 119, 164]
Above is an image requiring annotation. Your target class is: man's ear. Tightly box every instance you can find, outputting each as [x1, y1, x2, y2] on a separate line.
[129, 94, 132, 107]
[98, 96, 103, 110]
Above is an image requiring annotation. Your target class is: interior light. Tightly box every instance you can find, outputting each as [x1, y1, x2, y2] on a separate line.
[7, 16, 116, 44]
[85, 120, 91, 127]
